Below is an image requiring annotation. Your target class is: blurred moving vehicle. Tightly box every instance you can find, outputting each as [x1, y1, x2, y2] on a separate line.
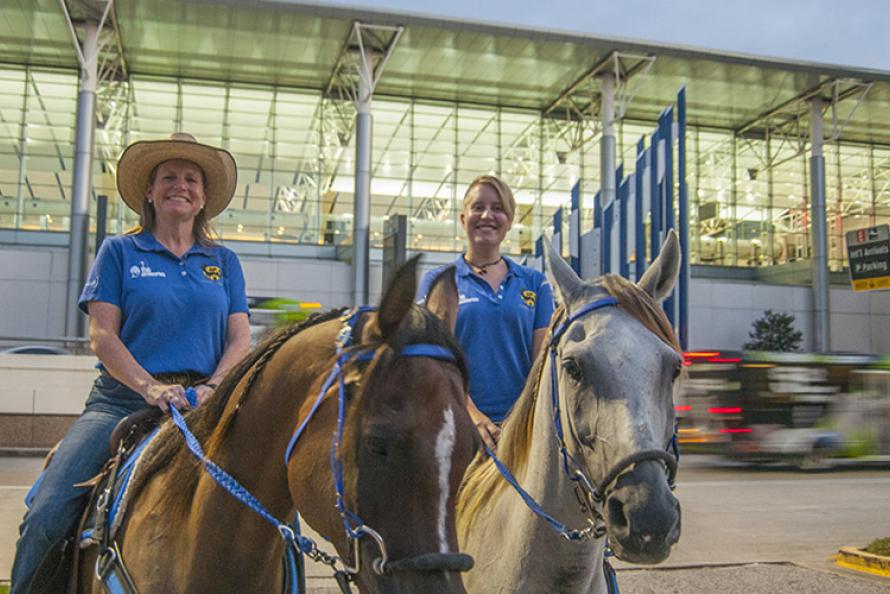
[677, 350, 890, 469]
[246, 297, 323, 343]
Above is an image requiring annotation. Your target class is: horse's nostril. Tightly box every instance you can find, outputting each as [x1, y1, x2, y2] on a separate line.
[607, 497, 627, 530]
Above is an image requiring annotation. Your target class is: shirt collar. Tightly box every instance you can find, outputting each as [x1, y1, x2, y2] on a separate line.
[454, 253, 519, 278]
[131, 231, 214, 257]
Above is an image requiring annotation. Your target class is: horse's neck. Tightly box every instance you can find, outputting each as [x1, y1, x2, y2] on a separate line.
[464, 359, 607, 594]
[122, 390, 299, 591]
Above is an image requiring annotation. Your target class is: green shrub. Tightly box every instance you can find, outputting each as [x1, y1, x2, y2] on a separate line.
[864, 537, 890, 556]
[744, 309, 803, 352]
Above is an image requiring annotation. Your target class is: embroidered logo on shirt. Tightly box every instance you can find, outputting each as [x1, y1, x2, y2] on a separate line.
[202, 265, 222, 281]
[521, 290, 537, 308]
[129, 261, 166, 278]
[458, 294, 479, 305]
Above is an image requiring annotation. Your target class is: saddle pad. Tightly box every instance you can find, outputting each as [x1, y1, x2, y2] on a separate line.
[80, 428, 160, 547]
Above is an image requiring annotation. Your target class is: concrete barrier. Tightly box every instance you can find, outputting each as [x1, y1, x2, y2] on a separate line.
[0, 354, 98, 448]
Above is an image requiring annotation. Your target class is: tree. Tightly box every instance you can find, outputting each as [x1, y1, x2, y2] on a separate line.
[743, 309, 803, 352]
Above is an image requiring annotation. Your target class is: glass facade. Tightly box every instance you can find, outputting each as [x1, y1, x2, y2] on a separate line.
[2, 64, 889, 270]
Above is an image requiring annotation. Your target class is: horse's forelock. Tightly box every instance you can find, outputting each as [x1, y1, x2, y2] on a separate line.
[597, 274, 681, 354]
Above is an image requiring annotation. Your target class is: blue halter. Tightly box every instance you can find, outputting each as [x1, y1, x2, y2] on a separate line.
[283, 306, 459, 570]
[483, 295, 679, 544]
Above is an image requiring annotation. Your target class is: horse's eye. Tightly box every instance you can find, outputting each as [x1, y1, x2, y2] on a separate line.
[672, 361, 682, 381]
[366, 436, 388, 458]
[562, 358, 584, 383]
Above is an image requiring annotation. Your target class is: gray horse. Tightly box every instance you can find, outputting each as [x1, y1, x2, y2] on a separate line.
[457, 231, 683, 593]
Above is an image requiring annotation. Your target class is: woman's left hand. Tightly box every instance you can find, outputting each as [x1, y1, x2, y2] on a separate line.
[194, 384, 217, 406]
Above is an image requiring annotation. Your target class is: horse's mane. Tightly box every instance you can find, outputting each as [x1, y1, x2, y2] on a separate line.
[128, 308, 346, 513]
[457, 274, 680, 538]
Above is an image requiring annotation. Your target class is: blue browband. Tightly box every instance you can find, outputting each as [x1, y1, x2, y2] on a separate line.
[284, 313, 458, 465]
[550, 297, 619, 346]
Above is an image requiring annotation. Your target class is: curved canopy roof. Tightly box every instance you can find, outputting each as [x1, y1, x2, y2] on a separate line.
[3, 0, 890, 144]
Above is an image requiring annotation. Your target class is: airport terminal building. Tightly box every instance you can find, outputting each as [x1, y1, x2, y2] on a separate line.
[3, 0, 890, 353]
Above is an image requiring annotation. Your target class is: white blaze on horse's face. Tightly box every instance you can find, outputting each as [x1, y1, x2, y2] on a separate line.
[435, 405, 456, 554]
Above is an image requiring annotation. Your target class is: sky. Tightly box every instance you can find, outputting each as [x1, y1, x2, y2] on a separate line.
[310, 0, 890, 72]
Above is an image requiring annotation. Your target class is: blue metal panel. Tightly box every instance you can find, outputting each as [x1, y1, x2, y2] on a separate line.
[635, 139, 646, 280]
[649, 128, 661, 264]
[594, 190, 602, 230]
[662, 108, 675, 232]
[619, 175, 630, 278]
[678, 87, 689, 350]
[570, 181, 581, 274]
[553, 207, 563, 256]
[603, 200, 613, 274]
[661, 107, 676, 325]
[535, 235, 543, 258]
[594, 190, 602, 273]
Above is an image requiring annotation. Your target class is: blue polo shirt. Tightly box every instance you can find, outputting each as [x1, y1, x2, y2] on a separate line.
[417, 256, 554, 422]
[78, 232, 249, 377]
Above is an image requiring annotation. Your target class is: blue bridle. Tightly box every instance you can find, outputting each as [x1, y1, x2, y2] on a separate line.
[484, 295, 679, 543]
[283, 306, 463, 575]
[167, 305, 463, 592]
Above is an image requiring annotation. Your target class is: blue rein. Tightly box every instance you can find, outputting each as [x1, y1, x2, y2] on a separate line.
[165, 306, 459, 590]
[169, 396, 315, 594]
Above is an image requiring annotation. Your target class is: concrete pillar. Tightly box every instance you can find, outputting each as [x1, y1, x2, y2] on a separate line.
[66, 20, 99, 340]
[809, 97, 830, 352]
[352, 52, 372, 306]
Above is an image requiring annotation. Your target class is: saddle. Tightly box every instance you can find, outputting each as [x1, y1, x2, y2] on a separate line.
[26, 409, 163, 594]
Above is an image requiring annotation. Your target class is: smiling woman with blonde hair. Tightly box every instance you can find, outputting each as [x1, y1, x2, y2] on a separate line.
[11, 133, 251, 594]
[417, 175, 554, 451]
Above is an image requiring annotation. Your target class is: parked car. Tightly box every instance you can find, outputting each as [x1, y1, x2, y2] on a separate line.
[0, 345, 72, 355]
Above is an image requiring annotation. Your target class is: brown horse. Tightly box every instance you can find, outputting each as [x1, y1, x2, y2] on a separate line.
[77, 257, 479, 593]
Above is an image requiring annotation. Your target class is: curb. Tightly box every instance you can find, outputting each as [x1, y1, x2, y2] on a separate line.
[835, 546, 890, 578]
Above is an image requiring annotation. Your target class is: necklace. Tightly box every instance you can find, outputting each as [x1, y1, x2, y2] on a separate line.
[465, 255, 503, 276]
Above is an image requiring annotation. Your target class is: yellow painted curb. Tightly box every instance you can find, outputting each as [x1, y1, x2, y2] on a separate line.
[835, 546, 890, 578]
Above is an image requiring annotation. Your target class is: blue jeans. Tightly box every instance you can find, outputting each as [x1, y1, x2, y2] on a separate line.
[11, 374, 151, 594]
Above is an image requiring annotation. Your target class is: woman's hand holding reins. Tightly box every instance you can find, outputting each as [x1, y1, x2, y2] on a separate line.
[142, 382, 190, 413]
[194, 383, 217, 406]
[466, 396, 501, 452]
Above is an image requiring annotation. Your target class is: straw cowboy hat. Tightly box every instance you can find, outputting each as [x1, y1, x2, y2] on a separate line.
[116, 132, 237, 219]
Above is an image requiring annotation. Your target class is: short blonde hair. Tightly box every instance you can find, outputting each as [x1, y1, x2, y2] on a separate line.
[462, 175, 516, 222]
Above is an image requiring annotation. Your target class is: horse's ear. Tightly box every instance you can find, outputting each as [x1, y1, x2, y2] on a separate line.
[543, 237, 582, 307]
[425, 266, 459, 333]
[638, 229, 681, 303]
[378, 254, 422, 340]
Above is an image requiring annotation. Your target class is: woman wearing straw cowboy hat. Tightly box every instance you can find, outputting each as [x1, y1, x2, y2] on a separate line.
[11, 133, 251, 593]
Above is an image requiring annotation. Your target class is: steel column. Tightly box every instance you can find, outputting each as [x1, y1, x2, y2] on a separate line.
[66, 20, 99, 339]
[353, 55, 372, 306]
[809, 98, 830, 352]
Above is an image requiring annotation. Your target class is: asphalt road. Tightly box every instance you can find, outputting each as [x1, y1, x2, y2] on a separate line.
[2, 454, 889, 592]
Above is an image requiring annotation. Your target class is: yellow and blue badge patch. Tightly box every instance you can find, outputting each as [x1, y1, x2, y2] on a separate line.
[521, 290, 537, 308]
[202, 265, 222, 281]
